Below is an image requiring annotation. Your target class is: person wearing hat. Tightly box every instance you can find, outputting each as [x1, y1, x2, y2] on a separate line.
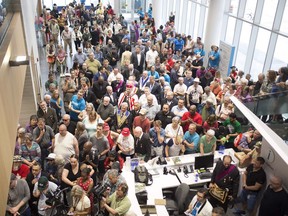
[116, 127, 135, 160]
[199, 98, 215, 122]
[103, 123, 119, 150]
[199, 129, 217, 155]
[132, 108, 150, 133]
[45, 153, 58, 183]
[186, 77, 203, 108]
[117, 82, 139, 111]
[12, 155, 30, 180]
[6, 173, 31, 216]
[33, 176, 58, 216]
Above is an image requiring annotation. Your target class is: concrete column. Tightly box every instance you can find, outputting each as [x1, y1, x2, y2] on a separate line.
[204, 0, 225, 65]
[152, 0, 163, 29]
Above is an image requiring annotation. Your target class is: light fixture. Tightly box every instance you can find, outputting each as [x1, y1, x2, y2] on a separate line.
[9, 56, 29, 67]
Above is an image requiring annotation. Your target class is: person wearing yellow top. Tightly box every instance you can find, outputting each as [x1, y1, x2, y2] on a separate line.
[85, 52, 102, 74]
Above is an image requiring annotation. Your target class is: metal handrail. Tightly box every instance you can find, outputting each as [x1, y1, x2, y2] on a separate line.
[252, 89, 288, 99]
[0, 12, 13, 47]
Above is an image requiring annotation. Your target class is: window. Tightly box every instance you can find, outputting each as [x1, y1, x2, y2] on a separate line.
[225, 17, 236, 44]
[271, 36, 288, 71]
[250, 29, 271, 80]
[186, 1, 192, 34]
[260, 0, 278, 29]
[193, 4, 200, 38]
[244, 0, 257, 22]
[229, 0, 239, 15]
[236, 23, 252, 68]
[280, 1, 288, 34]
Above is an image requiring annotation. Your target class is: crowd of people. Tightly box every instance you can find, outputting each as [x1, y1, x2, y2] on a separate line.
[7, 1, 288, 216]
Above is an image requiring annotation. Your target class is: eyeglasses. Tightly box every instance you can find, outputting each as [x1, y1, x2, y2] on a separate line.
[62, 119, 69, 121]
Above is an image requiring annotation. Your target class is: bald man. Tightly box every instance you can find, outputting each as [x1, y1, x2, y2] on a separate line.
[258, 176, 288, 216]
[53, 124, 79, 162]
[133, 127, 151, 162]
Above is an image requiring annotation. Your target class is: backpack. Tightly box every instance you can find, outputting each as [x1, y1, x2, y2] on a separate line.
[134, 165, 153, 186]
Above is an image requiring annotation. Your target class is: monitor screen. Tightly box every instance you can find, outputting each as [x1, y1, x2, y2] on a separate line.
[194, 154, 214, 170]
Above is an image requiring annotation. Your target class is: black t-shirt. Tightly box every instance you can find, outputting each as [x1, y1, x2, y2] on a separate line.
[245, 164, 266, 190]
[259, 186, 288, 216]
[61, 163, 81, 189]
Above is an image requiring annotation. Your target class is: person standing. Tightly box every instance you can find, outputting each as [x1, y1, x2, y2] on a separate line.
[6, 173, 31, 216]
[258, 175, 288, 216]
[209, 155, 240, 212]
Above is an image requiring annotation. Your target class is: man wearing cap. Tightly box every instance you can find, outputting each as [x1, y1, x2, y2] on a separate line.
[132, 108, 150, 133]
[117, 83, 139, 111]
[186, 77, 203, 108]
[33, 176, 58, 216]
[12, 155, 30, 180]
[6, 173, 31, 216]
[117, 128, 135, 160]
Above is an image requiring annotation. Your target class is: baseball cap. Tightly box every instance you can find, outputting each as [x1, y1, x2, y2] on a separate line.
[13, 155, 22, 163]
[103, 123, 110, 131]
[46, 153, 56, 160]
[194, 77, 200, 83]
[139, 108, 147, 115]
[121, 128, 130, 137]
[38, 176, 49, 191]
[65, 73, 71, 77]
[126, 83, 133, 88]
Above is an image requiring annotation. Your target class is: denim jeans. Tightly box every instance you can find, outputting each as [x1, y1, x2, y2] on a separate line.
[240, 188, 258, 212]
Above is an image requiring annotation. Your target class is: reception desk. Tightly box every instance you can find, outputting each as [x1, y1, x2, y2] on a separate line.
[122, 149, 242, 215]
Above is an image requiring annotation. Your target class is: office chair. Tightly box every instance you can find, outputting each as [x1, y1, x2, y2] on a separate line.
[164, 183, 190, 215]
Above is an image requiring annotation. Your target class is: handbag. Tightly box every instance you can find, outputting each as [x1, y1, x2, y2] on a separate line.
[209, 184, 229, 204]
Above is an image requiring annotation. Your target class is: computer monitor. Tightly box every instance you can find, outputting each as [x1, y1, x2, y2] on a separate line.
[194, 154, 214, 170]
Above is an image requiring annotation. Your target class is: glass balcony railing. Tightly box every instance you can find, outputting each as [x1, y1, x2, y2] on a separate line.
[234, 90, 288, 143]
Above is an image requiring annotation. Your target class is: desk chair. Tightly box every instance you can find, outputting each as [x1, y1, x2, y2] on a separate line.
[164, 183, 190, 215]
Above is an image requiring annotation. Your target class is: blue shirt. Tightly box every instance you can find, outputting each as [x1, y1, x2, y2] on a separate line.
[174, 38, 184, 51]
[208, 51, 220, 68]
[184, 131, 200, 154]
[163, 74, 171, 83]
[148, 71, 160, 80]
[149, 128, 165, 147]
[70, 95, 86, 121]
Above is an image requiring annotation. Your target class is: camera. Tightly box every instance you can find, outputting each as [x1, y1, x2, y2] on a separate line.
[45, 186, 62, 206]
[92, 183, 109, 200]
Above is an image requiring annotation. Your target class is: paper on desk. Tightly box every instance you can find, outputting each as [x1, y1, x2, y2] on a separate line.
[154, 199, 166, 205]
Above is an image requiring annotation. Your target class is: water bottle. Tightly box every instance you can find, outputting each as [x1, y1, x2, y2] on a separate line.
[195, 172, 199, 182]
[126, 156, 131, 171]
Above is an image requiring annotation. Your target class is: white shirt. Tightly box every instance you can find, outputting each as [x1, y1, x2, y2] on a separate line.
[117, 134, 135, 155]
[164, 124, 184, 143]
[173, 83, 187, 95]
[138, 93, 158, 107]
[54, 132, 76, 163]
[187, 85, 203, 103]
[145, 50, 158, 67]
[201, 92, 217, 106]
[107, 73, 124, 85]
[171, 105, 188, 117]
[187, 195, 213, 216]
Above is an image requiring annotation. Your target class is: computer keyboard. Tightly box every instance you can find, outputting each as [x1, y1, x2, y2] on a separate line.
[199, 172, 213, 179]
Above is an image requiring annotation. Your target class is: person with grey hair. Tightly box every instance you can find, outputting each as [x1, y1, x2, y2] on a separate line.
[19, 133, 41, 167]
[37, 100, 58, 132]
[68, 185, 91, 215]
[97, 96, 115, 126]
[134, 126, 152, 162]
[199, 129, 217, 155]
[46, 83, 57, 96]
[139, 70, 150, 91]
[102, 169, 126, 195]
[173, 77, 187, 99]
[201, 86, 217, 106]
[114, 102, 132, 133]
[104, 85, 118, 107]
[6, 173, 31, 216]
[123, 63, 141, 81]
[164, 116, 184, 143]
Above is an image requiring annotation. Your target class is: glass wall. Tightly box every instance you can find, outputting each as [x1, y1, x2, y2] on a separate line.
[224, 0, 288, 80]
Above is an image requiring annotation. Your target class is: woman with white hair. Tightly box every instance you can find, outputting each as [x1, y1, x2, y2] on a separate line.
[164, 116, 184, 144]
[68, 185, 91, 216]
[199, 129, 217, 155]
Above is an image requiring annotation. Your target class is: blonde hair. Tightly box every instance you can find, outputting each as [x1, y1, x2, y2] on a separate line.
[71, 185, 84, 198]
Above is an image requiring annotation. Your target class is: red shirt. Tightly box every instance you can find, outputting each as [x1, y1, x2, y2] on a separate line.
[181, 111, 203, 132]
[133, 116, 151, 133]
[203, 121, 219, 132]
[12, 164, 30, 179]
